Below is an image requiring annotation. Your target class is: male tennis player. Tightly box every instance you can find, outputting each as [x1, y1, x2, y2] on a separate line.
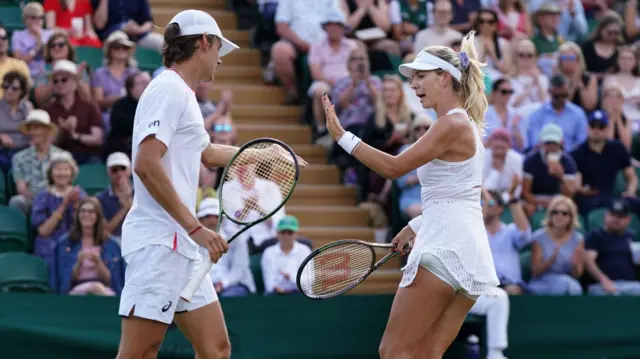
[116, 10, 306, 359]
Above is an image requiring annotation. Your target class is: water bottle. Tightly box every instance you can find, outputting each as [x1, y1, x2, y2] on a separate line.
[465, 334, 480, 359]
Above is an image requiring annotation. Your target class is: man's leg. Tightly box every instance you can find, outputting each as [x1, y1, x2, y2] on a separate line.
[270, 40, 299, 103]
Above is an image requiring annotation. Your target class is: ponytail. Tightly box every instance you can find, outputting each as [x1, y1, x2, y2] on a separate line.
[458, 31, 488, 132]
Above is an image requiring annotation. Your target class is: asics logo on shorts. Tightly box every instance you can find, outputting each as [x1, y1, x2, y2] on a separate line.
[162, 301, 173, 312]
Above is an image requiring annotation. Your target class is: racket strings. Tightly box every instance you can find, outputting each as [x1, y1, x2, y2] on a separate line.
[299, 244, 375, 297]
[221, 142, 297, 222]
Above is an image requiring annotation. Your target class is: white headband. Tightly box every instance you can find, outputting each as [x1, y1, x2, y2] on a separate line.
[398, 51, 462, 81]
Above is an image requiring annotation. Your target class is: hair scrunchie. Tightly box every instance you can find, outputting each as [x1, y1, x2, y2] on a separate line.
[459, 51, 470, 72]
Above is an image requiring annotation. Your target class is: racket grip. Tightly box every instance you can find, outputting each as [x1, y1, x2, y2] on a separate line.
[179, 257, 214, 302]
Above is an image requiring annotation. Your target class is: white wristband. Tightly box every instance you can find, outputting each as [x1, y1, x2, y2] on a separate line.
[337, 131, 362, 155]
[408, 215, 422, 235]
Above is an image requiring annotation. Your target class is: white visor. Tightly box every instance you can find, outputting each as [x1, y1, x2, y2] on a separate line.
[169, 10, 240, 57]
[398, 51, 461, 81]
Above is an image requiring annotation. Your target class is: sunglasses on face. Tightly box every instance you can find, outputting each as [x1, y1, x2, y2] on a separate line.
[415, 125, 430, 131]
[559, 54, 577, 61]
[110, 166, 127, 173]
[498, 88, 514, 95]
[111, 44, 129, 51]
[214, 124, 233, 133]
[478, 18, 496, 25]
[589, 121, 607, 130]
[0, 35, 7, 41]
[518, 52, 535, 59]
[551, 210, 570, 216]
[52, 77, 69, 85]
[27, 15, 44, 20]
[1, 82, 20, 91]
[49, 41, 66, 49]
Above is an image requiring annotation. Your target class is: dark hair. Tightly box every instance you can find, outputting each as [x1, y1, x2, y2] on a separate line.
[550, 74, 568, 88]
[473, 9, 502, 59]
[590, 11, 623, 43]
[68, 197, 108, 246]
[491, 77, 510, 92]
[162, 23, 216, 67]
[124, 71, 141, 97]
[44, 31, 75, 64]
[2, 70, 29, 99]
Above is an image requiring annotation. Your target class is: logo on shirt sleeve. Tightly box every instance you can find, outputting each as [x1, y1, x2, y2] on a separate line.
[149, 120, 160, 128]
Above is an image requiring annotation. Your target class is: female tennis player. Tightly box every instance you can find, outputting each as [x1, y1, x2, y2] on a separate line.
[323, 31, 499, 359]
[116, 10, 306, 359]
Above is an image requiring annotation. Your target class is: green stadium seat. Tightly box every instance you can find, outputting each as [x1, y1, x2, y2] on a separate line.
[520, 250, 532, 283]
[250, 253, 264, 295]
[0, 169, 6, 205]
[0, 252, 50, 293]
[75, 46, 104, 71]
[530, 209, 546, 232]
[135, 47, 162, 72]
[500, 207, 513, 224]
[73, 163, 109, 195]
[0, 5, 24, 33]
[0, 205, 29, 253]
[6, 169, 16, 198]
[587, 207, 640, 234]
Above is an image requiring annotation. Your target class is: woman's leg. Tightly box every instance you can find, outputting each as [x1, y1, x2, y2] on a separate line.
[378, 267, 457, 359]
[412, 292, 477, 359]
[117, 313, 169, 359]
[174, 302, 231, 359]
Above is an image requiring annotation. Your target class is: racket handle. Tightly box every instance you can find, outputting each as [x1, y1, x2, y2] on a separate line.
[179, 257, 214, 302]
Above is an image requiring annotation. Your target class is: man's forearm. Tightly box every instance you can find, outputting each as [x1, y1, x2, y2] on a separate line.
[201, 144, 241, 168]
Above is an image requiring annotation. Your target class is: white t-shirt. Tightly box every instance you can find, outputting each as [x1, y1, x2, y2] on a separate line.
[261, 241, 311, 293]
[121, 70, 211, 260]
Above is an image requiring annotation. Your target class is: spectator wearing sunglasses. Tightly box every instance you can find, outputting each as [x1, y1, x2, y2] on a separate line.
[11, 2, 54, 78]
[529, 0, 587, 44]
[104, 71, 150, 159]
[571, 110, 637, 215]
[44, 60, 103, 165]
[0, 25, 31, 99]
[522, 124, 579, 215]
[482, 190, 531, 295]
[485, 78, 524, 151]
[556, 42, 598, 113]
[472, 9, 511, 81]
[34, 32, 91, 108]
[581, 11, 625, 79]
[508, 39, 549, 122]
[525, 74, 587, 151]
[96, 152, 133, 242]
[528, 195, 585, 296]
[0, 71, 32, 172]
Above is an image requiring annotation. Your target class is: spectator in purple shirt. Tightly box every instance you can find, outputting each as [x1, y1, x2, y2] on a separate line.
[11, 2, 54, 78]
[91, 31, 138, 132]
[31, 151, 86, 270]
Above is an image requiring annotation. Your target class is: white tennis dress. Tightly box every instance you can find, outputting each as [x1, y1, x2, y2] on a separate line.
[400, 108, 500, 297]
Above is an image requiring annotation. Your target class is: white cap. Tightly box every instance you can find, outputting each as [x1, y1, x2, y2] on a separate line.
[51, 59, 77, 76]
[106, 152, 131, 168]
[168, 10, 239, 57]
[197, 197, 220, 218]
[398, 50, 461, 81]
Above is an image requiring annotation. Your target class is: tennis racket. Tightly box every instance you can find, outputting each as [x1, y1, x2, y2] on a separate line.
[296, 239, 407, 300]
[180, 138, 300, 302]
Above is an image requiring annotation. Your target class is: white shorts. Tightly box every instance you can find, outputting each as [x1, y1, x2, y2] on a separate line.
[419, 253, 479, 300]
[118, 245, 218, 325]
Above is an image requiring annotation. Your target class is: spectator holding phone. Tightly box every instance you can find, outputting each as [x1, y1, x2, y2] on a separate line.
[31, 151, 86, 270]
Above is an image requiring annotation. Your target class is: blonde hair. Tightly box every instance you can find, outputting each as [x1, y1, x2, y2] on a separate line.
[557, 41, 587, 74]
[542, 195, 581, 230]
[22, 2, 44, 18]
[374, 75, 412, 129]
[422, 31, 488, 131]
[510, 38, 536, 77]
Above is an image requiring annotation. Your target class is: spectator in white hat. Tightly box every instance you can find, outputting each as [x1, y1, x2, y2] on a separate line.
[10, 109, 68, 215]
[197, 197, 256, 297]
[97, 152, 133, 242]
[44, 59, 104, 165]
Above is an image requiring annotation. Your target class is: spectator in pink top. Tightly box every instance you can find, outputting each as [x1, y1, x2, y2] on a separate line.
[307, 8, 356, 146]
